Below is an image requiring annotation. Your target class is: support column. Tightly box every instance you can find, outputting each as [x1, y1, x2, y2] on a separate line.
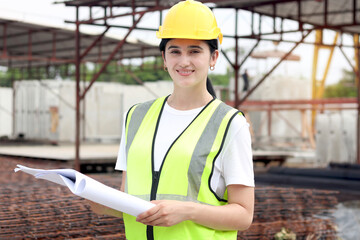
[355, 34, 360, 164]
[75, 7, 81, 171]
[311, 29, 322, 129]
[234, 9, 240, 108]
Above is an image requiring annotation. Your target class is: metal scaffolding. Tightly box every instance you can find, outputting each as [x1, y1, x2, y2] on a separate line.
[1, 0, 360, 168]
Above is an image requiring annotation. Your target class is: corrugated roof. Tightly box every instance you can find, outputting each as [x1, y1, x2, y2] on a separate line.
[0, 18, 161, 68]
[61, 0, 360, 35]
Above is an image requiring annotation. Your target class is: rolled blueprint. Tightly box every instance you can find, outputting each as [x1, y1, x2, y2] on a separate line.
[14, 165, 155, 217]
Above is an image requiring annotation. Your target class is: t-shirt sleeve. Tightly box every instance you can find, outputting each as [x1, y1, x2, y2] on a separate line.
[221, 114, 255, 187]
[114, 113, 127, 171]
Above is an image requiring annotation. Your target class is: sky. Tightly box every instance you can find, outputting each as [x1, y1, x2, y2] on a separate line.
[0, 0, 355, 86]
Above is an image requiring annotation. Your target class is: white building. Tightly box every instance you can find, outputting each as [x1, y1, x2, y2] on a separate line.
[0, 87, 13, 138]
[13, 80, 173, 143]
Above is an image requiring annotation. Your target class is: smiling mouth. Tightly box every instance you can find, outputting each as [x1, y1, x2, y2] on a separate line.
[176, 70, 194, 76]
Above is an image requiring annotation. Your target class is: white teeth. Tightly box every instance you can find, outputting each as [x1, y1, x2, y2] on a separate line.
[178, 70, 193, 74]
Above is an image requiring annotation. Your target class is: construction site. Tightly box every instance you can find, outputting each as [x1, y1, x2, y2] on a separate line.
[0, 0, 360, 239]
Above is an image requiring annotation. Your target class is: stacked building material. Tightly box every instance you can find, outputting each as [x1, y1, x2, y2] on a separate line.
[238, 187, 338, 239]
[1, 157, 338, 239]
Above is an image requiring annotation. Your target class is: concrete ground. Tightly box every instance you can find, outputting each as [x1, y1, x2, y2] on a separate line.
[0, 143, 119, 162]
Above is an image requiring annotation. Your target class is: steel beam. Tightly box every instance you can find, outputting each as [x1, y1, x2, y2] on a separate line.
[2, 23, 7, 58]
[358, 62, 360, 165]
[121, 65, 158, 98]
[316, 32, 339, 99]
[80, 12, 146, 100]
[75, 6, 81, 171]
[311, 30, 322, 130]
[239, 30, 312, 106]
[51, 31, 57, 60]
[354, 34, 360, 87]
[339, 46, 359, 80]
[65, 6, 167, 25]
[80, 26, 110, 60]
[234, 9, 240, 109]
[354, 34, 360, 164]
[339, 43, 360, 162]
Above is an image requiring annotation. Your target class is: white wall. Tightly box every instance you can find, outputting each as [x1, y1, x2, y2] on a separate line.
[14, 80, 173, 143]
[316, 111, 357, 165]
[14, 80, 61, 141]
[0, 87, 13, 138]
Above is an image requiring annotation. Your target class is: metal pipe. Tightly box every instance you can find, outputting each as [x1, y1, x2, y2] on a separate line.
[2, 23, 7, 57]
[251, 10, 254, 36]
[356, 35, 360, 164]
[358, 72, 360, 165]
[239, 40, 260, 70]
[272, 4, 276, 32]
[80, 26, 110, 60]
[324, 0, 328, 26]
[75, 6, 81, 171]
[238, 98, 357, 105]
[52, 31, 56, 60]
[11, 60, 16, 138]
[221, 40, 260, 73]
[234, 9, 239, 109]
[220, 50, 235, 69]
[65, 6, 168, 25]
[267, 106, 272, 136]
[353, 0, 357, 25]
[80, 12, 146, 100]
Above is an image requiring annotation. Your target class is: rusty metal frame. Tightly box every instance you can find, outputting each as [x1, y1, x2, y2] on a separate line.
[2, 0, 357, 168]
[239, 30, 313, 106]
[72, 8, 148, 170]
[62, 0, 360, 169]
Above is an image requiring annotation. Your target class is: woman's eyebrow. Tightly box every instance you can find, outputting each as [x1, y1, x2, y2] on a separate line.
[188, 45, 203, 50]
[167, 45, 203, 50]
[167, 45, 180, 50]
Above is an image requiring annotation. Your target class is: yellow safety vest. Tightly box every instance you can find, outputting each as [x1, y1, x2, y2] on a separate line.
[123, 96, 241, 240]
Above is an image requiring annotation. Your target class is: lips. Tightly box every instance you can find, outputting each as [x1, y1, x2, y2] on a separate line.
[176, 69, 194, 76]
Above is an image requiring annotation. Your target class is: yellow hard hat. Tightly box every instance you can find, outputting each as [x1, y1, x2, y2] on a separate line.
[156, 0, 223, 44]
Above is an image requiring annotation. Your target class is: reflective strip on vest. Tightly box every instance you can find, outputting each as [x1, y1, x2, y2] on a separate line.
[123, 96, 239, 240]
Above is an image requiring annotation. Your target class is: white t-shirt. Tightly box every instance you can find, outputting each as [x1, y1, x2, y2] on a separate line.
[115, 102, 255, 198]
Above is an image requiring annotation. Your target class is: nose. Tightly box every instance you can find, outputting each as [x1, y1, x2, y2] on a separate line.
[178, 55, 191, 68]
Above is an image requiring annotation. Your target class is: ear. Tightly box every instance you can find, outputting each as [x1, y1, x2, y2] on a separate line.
[210, 50, 219, 67]
[162, 51, 166, 65]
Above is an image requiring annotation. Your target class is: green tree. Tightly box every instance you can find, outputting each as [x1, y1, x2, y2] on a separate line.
[96, 57, 171, 84]
[324, 69, 357, 98]
[0, 70, 12, 87]
[208, 68, 232, 86]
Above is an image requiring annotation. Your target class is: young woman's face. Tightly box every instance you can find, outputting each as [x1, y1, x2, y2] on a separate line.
[163, 39, 218, 91]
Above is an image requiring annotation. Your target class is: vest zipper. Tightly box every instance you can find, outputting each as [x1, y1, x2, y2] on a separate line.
[151, 171, 161, 200]
[147, 171, 160, 240]
[145, 97, 215, 240]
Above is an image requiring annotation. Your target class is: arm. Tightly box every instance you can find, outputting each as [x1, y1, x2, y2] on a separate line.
[136, 184, 254, 231]
[87, 171, 127, 218]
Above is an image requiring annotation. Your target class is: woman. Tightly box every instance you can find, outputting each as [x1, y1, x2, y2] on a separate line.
[91, 1, 254, 239]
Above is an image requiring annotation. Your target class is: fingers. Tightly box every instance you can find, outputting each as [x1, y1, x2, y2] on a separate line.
[136, 205, 162, 225]
[136, 200, 185, 227]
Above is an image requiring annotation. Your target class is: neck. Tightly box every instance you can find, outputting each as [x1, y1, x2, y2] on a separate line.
[167, 88, 213, 110]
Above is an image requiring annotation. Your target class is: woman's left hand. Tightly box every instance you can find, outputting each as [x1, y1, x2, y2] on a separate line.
[136, 200, 193, 227]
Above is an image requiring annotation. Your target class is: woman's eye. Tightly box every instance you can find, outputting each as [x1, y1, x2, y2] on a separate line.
[190, 50, 200, 54]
